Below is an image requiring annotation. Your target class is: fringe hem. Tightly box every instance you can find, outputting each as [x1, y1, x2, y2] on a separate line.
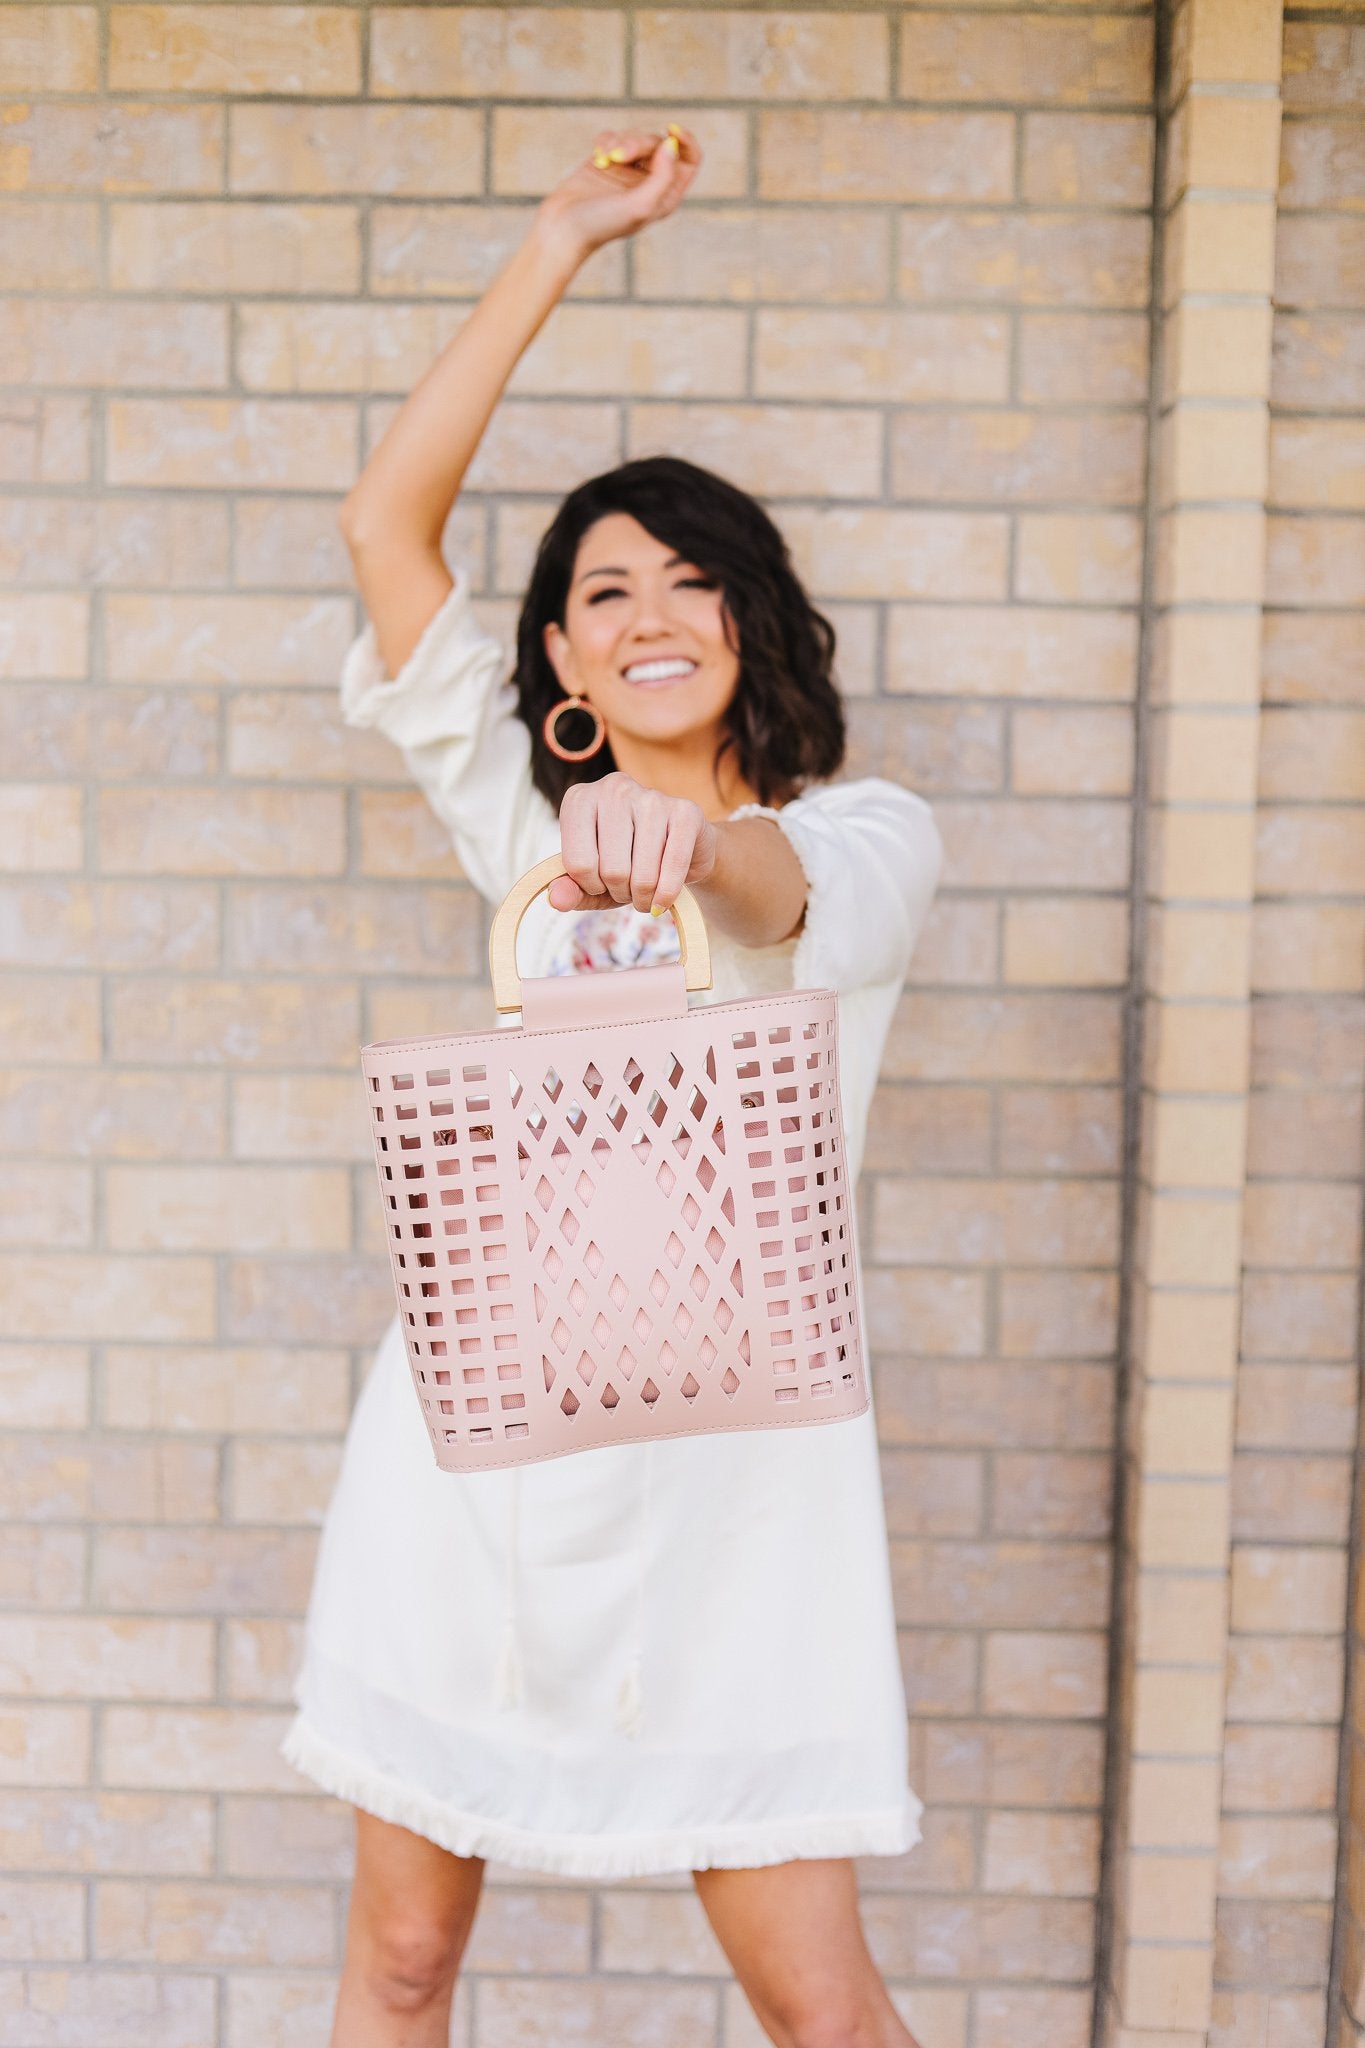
[280, 1715, 924, 1879]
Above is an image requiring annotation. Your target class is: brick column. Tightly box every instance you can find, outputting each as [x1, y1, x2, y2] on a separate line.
[1098, 0, 1284, 2039]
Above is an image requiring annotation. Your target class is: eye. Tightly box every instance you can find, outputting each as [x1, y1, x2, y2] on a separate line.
[585, 585, 627, 605]
[677, 575, 717, 590]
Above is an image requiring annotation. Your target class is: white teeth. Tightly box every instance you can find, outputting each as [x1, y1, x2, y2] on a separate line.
[624, 658, 695, 684]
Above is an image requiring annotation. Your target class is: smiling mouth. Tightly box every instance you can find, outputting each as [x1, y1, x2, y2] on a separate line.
[622, 658, 697, 687]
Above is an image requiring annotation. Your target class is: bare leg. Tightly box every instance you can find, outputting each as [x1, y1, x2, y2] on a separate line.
[331, 1809, 486, 2048]
[693, 1858, 922, 2048]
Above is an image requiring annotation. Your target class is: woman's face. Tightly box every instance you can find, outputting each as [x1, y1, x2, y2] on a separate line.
[543, 513, 741, 745]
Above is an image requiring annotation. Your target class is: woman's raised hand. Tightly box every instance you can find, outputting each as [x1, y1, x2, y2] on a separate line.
[536, 126, 702, 262]
[548, 772, 718, 918]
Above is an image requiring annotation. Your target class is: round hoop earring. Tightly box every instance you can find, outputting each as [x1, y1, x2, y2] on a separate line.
[542, 694, 606, 763]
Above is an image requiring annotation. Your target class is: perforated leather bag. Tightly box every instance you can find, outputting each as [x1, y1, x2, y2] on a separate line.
[361, 854, 869, 1471]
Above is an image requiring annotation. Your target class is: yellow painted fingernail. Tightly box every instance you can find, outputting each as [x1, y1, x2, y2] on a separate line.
[607, 146, 631, 163]
[650, 904, 665, 916]
[591, 150, 612, 168]
[665, 134, 680, 157]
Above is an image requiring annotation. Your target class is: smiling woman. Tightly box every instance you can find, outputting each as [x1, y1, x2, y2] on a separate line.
[286, 123, 943, 2048]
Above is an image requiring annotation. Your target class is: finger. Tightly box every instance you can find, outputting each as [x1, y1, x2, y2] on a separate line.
[594, 798, 635, 905]
[592, 127, 666, 171]
[650, 813, 700, 916]
[557, 790, 605, 902]
[627, 807, 669, 913]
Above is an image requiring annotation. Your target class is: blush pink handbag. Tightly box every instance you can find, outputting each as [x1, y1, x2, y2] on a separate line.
[361, 853, 868, 1471]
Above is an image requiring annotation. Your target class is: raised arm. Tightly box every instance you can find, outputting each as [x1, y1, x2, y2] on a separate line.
[338, 126, 701, 682]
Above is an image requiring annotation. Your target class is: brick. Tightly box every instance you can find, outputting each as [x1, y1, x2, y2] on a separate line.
[887, 605, 1137, 703]
[781, 507, 1008, 601]
[102, 1708, 296, 1793]
[981, 1631, 1107, 1719]
[226, 884, 479, 980]
[107, 1347, 349, 1436]
[227, 1440, 344, 1525]
[0, 1875, 83, 1957]
[757, 309, 1008, 403]
[1015, 512, 1143, 602]
[992, 1451, 1112, 1539]
[1280, 117, 1365, 211]
[629, 402, 879, 500]
[897, 1633, 979, 1719]
[0, 1347, 89, 1431]
[1012, 707, 1135, 800]
[898, 208, 1150, 308]
[0, 787, 81, 876]
[1232, 1454, 1351, 1546]
[1164, 303, 1276, 405]
[1270, 420, 1365, 513]
[1281, 23, 1365, 115]
[0, 1618, 213, 1701]
[0, 1789, 211, 1872]
[0, 1708, 89, 1790]
[922, 1719, 1105, 1808]
[638, 9, 887, 98]
[1156, 506, 1267, 605]
[506, 304, 745, 399]
[95, 1878, 334, 1966]
[975, 1988, 1091, 2048]
[1243, 1182, 1362, 1271]
[0, 1967, 216, 2046]
[0, 102, 222, 195]
[110, 199, 359, 293]
[1223, 1724, 1340, 1813]
[1257, 809, 1365, 898]
[861, 1267, 988, 1356]
[894, 409, 1143, 507]
[234, 501, 352, 589]
[492, 104, 748, 199]
[1019, 312, 1149, 405]
[1163, 401, 1270, 504]
[0, 1253, 214, 1343]
[109, 5, 360, 94]
[106, 398, 356, 492]
[477, 1978, 717, 2043]
[1267, 516, 1365, 610]
[0, 298, 225, 391]
[864, 1891, 1096, 1978]
[0, 494, 230, 589]
[983, 1811, 1101, 1896]
[1152, 807, 1258, 902]
[0, 596, 87, 681]
[758, 109, 1013, 202]
[223, 1622, 306, 1708]
[881, 1450, 985, 1538]
[0, 1069, 223, 1161]
[98, 787, 344, 881]
[1253, 904, 1365, 996]
[224, 1256, 394, 1346]
[636, 208, 889, 305]
[231, 1075, 370, 1162]
[999, 1272, 1119, 1360]
[0, 397, 90, 485]
[1168, 93, 1282, 200]
[1281, 216, 1365, 317]
[1004, 898, 1129, 987]
[0, 1437, 212, 1524]
[0, 688, 218, 788]
[878, 1361, 1114, 1453]
[230, 103, 483, 197]
[888, 992, 1120, 1085]
[875, 1175, 1120, 1266]
[223, 1974, 353, 2048]
[0, 200, 99, 289]
[900, 15, 1152, 106]
[1251, 996, 1365, 1093]
[999, 1087, 1122, 1175]
[108, 977, 359, 1071]
[369, 203, 623, 299]
[373, 6, 623, 97]
[1231, 1546, 1349, 1635]
[1214, 1901, 1333, 1986]
[0, 6, 97, 90]
[1226, 1636, 1344, 1724]
[0, 1530, 85, 1612]
[0, 882, 218, 973]
[238, 301, 468, 394]
[1272, 313, 1365, 413]
[1247, 1089, 1364, 1182]
[940, 798, 1130, 890]
[221, 1792, 349, 1876]
[1165, 196, 1276, 302]
[1022, 113, 1154, 204]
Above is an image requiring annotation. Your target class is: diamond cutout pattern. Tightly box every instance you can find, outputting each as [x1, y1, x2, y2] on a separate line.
[363, 995, 864, 1470]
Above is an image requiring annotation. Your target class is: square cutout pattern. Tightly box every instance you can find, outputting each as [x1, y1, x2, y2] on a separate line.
[363, 994, 867, 1470]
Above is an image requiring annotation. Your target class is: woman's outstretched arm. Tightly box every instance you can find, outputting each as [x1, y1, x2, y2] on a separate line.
[338, 127, 700, 682]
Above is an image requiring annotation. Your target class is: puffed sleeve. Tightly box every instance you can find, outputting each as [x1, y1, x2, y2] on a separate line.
[729, 777, 943, 995]
[339, 566, 558, 906]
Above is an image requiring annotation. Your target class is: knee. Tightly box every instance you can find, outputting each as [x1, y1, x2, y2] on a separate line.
[362, 1911, 466, 2015]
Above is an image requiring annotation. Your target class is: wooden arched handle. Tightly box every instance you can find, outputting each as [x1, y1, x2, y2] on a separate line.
[488, 852, 714, 1014]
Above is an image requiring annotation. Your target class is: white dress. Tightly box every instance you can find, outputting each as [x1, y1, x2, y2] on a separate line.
[282, 570, 944, 1877]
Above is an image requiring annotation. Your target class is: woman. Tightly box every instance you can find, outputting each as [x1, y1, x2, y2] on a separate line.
[285, 124, 944, 2048]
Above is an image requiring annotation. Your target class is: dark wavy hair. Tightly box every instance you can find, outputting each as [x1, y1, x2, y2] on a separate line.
[513, 455, 846, 810]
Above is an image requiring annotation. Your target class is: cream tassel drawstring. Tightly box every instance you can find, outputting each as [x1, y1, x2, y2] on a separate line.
[494, 1466, 523, 1711]
[615, 1438, 655, 1739]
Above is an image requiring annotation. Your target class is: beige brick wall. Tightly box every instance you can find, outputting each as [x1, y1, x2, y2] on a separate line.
[0, 6, 1359, 2047]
